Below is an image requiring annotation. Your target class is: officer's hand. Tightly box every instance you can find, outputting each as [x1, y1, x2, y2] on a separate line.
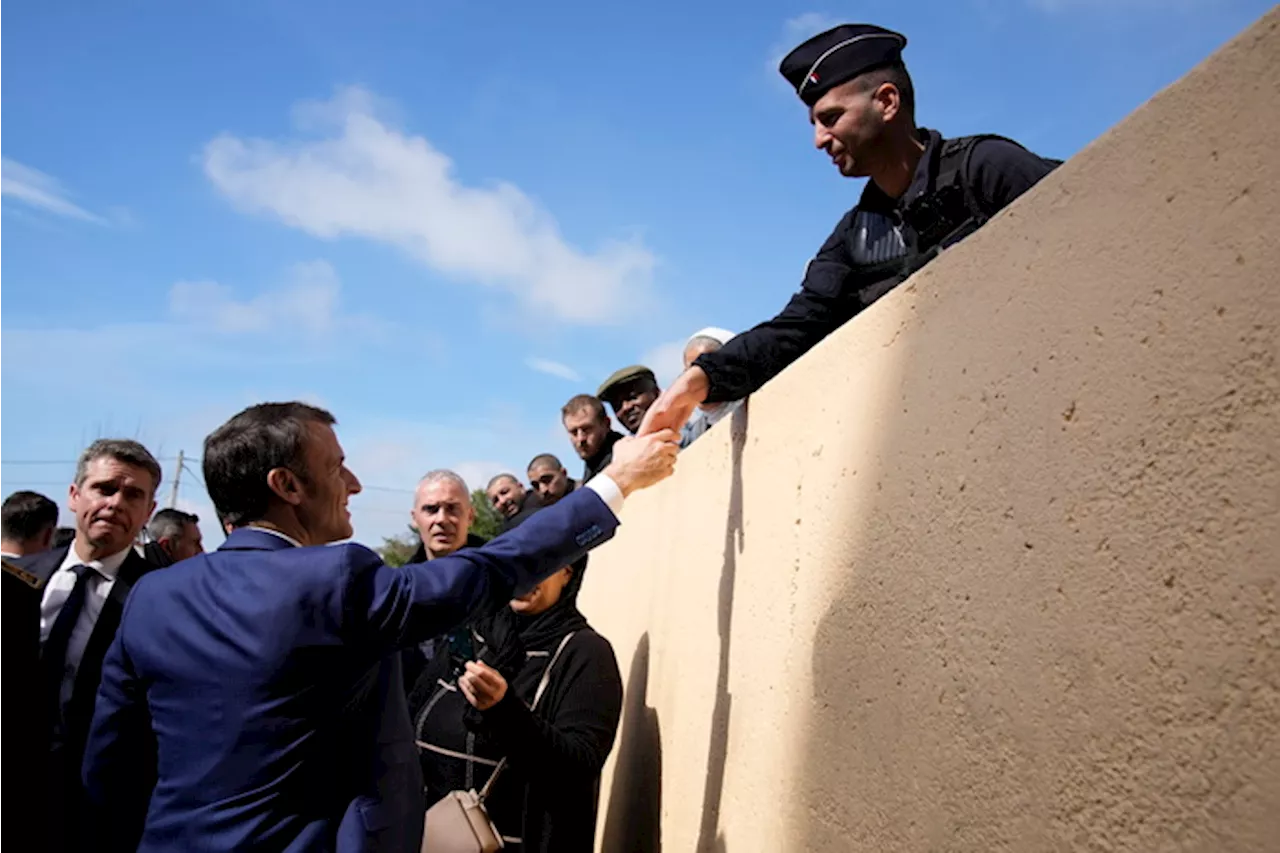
[459, 661, 507, 711]
[639, 366, 709, 437]
[602, 432, 680, 496]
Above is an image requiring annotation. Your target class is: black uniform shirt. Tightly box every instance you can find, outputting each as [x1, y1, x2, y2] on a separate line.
[696, 129, 1056, 403]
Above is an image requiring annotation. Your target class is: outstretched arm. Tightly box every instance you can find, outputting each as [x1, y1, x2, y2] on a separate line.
[346, 433, 680, 653]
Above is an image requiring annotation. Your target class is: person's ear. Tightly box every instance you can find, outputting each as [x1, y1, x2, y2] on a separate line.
[266, 468, 305, 507]
[873, 81, 902, 123]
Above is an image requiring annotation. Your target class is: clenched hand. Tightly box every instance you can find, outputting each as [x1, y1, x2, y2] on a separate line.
[601, 431, 681, 496]
[639, 366, 709, 437]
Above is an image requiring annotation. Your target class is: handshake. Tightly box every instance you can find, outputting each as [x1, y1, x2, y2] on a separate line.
[599, 429, 683, 496]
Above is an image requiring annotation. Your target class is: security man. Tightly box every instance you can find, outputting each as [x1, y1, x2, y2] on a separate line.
[642, 23, 1060, 435]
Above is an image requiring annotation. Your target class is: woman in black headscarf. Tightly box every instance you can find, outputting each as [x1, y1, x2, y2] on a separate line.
[407, 507, 623, 852]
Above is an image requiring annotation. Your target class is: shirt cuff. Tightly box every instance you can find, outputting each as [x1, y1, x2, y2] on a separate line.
[585, 474, 624, 518]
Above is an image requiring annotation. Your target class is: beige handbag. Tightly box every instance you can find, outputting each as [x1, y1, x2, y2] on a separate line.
[421, 632, 576, 852]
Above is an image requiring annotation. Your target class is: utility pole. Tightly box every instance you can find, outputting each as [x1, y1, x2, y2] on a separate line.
[168, 450, 184, 509]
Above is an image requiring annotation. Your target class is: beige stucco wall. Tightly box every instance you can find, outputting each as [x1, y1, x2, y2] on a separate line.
[580, 9, 1279, 853]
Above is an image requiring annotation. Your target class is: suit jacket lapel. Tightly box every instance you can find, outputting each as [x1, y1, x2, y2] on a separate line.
[68, 549, 154, 747]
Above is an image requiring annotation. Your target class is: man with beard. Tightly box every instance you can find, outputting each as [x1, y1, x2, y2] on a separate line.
[598, 366, 660, 436]
[527, 453, 576, 507]
[485, 473, 539, 521]
[562, 394, 624, 482]
[641, 23, 1059, 437]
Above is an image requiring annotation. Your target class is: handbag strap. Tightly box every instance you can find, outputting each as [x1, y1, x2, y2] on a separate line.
[477, 631, 576, 803]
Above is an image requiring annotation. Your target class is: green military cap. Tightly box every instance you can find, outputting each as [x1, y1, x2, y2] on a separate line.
[597, 365, 657, 404]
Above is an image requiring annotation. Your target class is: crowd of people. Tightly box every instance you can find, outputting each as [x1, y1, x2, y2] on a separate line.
[2, 21, 1061, 852]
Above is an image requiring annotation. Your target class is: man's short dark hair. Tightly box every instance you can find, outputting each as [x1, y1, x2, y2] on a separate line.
[486, 473, 521, 491]
[52, 527, 76, 549]
[1, 491, 59, 541]
[561, 394, 608, 423]
[75, 439, 162, 495]
[854, 61, 915, 123]
[526, 453, 564, 473]
[148, 508, 199, 542]
[203, 402, 337, 527]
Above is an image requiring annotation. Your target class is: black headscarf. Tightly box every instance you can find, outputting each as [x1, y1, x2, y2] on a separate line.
[473, 508, 589, 682]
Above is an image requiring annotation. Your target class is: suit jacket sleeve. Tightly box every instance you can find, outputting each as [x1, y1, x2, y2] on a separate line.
[82, 591, 156, 852]
[695, 208, 861, 403]
[343, 487, 618, 655]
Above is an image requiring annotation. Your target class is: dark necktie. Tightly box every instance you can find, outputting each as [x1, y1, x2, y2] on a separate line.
[42, 564, 97, 718]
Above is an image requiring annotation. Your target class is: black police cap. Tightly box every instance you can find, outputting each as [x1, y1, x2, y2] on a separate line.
[779, 24, 907, 107]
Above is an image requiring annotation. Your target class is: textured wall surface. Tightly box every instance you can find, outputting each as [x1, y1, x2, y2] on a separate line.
[581, 9, 1279, 853]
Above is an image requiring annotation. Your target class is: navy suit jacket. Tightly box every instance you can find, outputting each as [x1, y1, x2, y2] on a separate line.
[82, 487, 617, 852]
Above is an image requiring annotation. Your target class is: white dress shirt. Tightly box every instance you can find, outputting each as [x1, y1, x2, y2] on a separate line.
[245, 525, 304, 548]
[584, 474, 624, 517]
[40, 544, 133, 708]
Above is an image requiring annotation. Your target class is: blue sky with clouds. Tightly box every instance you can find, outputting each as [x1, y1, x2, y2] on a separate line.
[2, 0, 1271, 546]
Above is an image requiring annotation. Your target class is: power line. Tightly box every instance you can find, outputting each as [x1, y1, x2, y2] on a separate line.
[1, 456, 197, 465]
[181, 463, 206, 491]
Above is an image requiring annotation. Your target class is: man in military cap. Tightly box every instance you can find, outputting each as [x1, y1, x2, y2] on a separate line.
[599, 365, 661, 436]
[641, 23, 1059, 435]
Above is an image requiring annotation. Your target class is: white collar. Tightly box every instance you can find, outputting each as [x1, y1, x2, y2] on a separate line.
[59, 541, 133, 579]
[245, 525, 303, 548]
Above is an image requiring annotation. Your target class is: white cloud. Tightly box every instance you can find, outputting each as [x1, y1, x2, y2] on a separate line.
[169, 260, 349, 335]
[524, 357, 582, 382]
[202, 86, 657, 325]
[2, 158, 106, 223]
[641, 338, 687, 390]
[767, 13, 841, 82]
[1028, 0, 1174, 8]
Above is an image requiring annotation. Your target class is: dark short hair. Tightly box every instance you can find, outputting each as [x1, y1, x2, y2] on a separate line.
[148, 508, 199, 541]
[527, 453, 564, 473]
[486, 473, 521, 491]
[203, 402, 337, 527]
[75, 439, 162, 495]
[561, 394, 608, 423]
[52, 527, 77, 549]
[1, 491, 59, 541]
[854, 60, 915, 123]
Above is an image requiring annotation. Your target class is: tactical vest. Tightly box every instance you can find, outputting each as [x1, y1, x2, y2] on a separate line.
[846, 134, 1061, 308]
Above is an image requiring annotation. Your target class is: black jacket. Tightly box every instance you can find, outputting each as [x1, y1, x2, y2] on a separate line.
[3, 558, 50, 848]
[409, 613, 623, 852]
[400, 532, 490, 693]
[17, 544, 156, 852]
[583, 430, 624, 484]
[696, 129, 1057, 402]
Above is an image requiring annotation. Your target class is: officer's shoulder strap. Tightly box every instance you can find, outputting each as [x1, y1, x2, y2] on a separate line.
[939, 134, 1064, 219]
[2, 558, 44, 590]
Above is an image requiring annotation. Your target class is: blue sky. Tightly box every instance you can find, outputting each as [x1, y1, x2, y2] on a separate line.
[2, 0, 1271, 547]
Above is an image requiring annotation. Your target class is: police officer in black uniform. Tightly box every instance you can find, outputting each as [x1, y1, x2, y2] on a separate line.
[641, 23, 1060, 435]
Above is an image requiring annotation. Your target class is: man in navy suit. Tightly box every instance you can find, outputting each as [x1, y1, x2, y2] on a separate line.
[83, 401, 678, 852]
[15, 439, 163, 852]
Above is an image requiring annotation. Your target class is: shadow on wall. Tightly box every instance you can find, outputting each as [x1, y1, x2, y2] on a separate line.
[694, 402, 749, 853]
[601, 633, 663, 853]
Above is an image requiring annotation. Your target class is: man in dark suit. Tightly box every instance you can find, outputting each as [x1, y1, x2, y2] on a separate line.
[0, 484, 60, 809]
[15, 439, 161, 852]
[84, 401, 678, 852]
